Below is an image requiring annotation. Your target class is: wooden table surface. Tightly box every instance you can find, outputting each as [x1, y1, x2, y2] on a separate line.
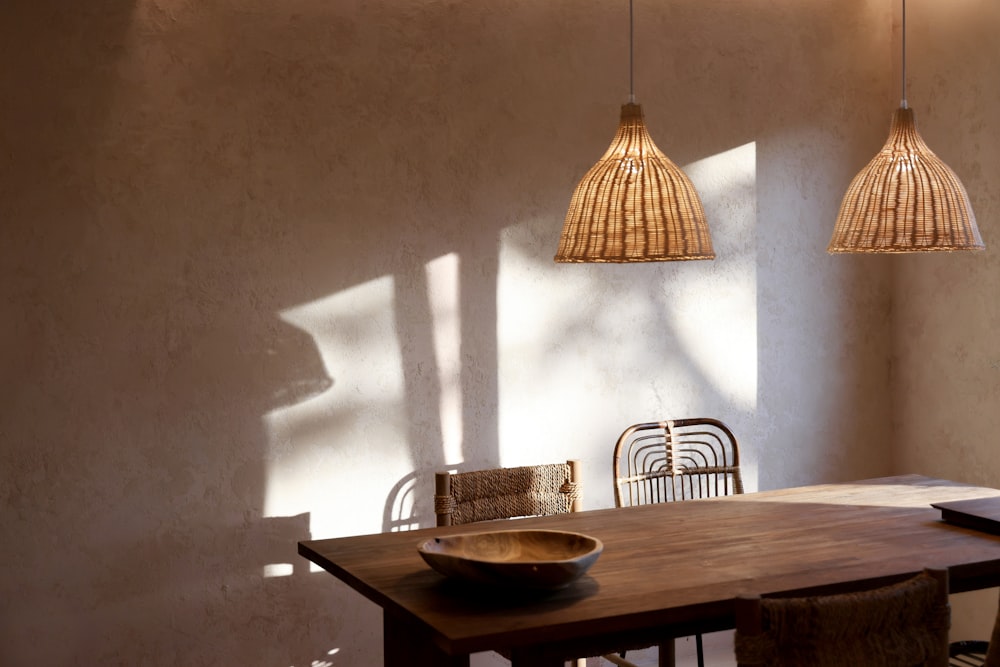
[298, 475, 1000, 667]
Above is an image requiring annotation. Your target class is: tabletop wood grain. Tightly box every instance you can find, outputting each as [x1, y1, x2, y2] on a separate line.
[299, 475, 1000, 663]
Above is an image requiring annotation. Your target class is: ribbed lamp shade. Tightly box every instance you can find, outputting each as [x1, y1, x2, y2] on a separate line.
[829, 106, 983, 253]
[555, 103, 713, 263]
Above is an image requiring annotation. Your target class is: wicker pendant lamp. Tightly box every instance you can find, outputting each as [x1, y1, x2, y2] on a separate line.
[828, 0, 983, 254]
[555, 0, 712, 263]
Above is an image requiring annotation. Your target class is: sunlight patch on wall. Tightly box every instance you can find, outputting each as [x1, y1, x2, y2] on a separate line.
[497, 143, 757, 491]
[263, 563, 295, 577]
[675, 141, 758, 412]
[261, 275, 414, 540]
[427, 253, 463, 465]
[259, 258, 469, 538]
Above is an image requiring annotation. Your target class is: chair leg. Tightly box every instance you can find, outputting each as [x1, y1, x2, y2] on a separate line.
[695, 633, 704, 667]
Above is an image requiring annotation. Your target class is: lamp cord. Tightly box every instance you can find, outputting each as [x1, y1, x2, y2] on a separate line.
[628, 0, 635, 104]
[901, 0, 908, 109]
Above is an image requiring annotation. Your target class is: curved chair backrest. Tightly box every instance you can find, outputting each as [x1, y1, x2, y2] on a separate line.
[734, 568, 951, 667]
[434, 460, 582, 527]
[613, 417, 743, 508]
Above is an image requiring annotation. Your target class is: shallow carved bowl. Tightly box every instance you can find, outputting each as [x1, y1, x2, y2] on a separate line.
[417, 529, 603, 590]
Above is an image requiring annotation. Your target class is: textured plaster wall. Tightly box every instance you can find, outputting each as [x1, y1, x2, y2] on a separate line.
[889, 0, 1000, 644]
[0, 0, 910, 665]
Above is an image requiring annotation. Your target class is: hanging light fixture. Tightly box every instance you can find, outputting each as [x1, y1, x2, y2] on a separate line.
[555, 0, 713, 263]
[828, 0, 983, 253]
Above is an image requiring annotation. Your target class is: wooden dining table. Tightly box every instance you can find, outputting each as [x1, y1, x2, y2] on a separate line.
[298, 475, 1000, 667]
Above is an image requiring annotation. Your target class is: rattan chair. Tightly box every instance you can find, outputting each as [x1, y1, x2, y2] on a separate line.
[950, 641, 989, 666]
[948, 590, 1000, 667]
[987, 605, 1000, 667]
[434, 460, 586, 667]
[734, 568, 950, 667]
[610, 417, 744, 667]
[613, 417, 743, 507]
[434, 460, 582, 526]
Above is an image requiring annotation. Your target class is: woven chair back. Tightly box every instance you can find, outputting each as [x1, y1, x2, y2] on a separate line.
[613, 417, 743, 507]
[734, 568, 951, 667]
[434, 461, 581, 527]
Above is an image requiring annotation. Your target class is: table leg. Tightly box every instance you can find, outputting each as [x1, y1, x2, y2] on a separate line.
[658, 640, 676, 667]
[383, 612, 469, 667]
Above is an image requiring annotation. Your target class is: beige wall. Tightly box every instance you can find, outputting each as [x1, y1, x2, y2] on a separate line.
[890, 0, 1000, 645]
[5, 0, 993, 665]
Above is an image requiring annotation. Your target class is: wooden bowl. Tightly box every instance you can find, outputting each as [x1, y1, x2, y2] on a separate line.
[417, 529, 603, 590]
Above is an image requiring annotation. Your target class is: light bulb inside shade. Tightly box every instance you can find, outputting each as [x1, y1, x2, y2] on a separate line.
[555, 103, 713, 263]
[828, 106, 983, 253]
